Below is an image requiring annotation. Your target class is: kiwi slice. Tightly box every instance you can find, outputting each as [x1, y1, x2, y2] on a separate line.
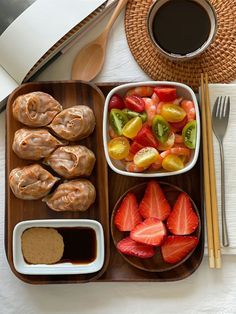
[182, 120, 197, 149]
[152, 115, 170, 144]
[109, 109, 128, 136]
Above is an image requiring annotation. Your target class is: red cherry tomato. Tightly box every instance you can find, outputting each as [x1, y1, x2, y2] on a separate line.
[134, 125, 158, 148]
[108, 94, 125, 111]
[124, 95, 145, 113]
[130, 141, 144, 155]
[154, 87, 177, 102]
[170, 116, 188, 131]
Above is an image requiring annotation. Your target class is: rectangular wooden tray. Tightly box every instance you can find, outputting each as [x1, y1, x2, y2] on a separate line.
[5, 81, 204, 283]
[97, 83, 204, 282]
[5, 81, 110, 284]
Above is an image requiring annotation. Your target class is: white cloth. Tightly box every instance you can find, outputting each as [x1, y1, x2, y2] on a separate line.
[208, 84, 236, 254]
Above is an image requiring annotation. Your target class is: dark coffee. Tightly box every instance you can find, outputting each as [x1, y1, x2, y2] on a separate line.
[152, 0, 211, 55]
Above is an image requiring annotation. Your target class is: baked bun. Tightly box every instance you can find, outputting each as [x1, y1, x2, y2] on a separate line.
[49, 105, 95, 141]
[44, 145, 96, 178]
[12, 128, 67, 160]
[13, 91, 62, 127]
[43, 179, 96, 212]
[9, 164, 59, 200]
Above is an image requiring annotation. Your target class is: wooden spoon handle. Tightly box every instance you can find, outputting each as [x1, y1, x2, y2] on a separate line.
[104, 0, 129, 33]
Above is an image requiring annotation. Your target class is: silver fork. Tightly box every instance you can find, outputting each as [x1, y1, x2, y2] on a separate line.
[212, 96, 230, 247]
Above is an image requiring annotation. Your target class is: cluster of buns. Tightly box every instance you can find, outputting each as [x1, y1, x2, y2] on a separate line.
[9, 91, 96, 212]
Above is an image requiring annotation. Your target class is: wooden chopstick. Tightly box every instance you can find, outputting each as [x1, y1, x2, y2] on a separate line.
[200, 74, 215, 268]
[200, 73, 221, 269]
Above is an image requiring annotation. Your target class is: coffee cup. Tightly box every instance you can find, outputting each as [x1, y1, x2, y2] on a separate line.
[147, 0, 217, 60]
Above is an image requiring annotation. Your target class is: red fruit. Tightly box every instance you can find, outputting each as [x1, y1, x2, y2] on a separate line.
[167, 192, 199, 235]
[130, 217, 167, 246]
[170, 116, 188, 131]
[154, 87, 177, 102]
[161, 235, 199, 264]
[124, 95, 145, 112]
[114, 192, 142, 232]
[130, 141, 144, 155]
[139, 181, 171, 221]
[117, 236, 155, 259]
[108, 94, 125, 111]
[134, 125, 158, 148]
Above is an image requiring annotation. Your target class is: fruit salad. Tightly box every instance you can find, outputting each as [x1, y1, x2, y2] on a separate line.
[114, 181, 199, 264]
[107, 86, 197, 173]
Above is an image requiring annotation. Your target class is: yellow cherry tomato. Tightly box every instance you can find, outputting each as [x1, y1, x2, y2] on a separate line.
[133, 147, 159, 168]
[108, 137, 130, 160]
[122, 117, 143, 139]
[161, 103, 186, 123]
[162, 154, 184, 171]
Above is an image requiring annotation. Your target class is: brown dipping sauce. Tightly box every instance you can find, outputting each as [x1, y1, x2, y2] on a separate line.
[57, 227, 97, 264]
[152, 0, 211, 55]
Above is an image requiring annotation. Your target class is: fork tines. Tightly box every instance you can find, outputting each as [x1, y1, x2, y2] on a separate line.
[213, 96, 230, 120]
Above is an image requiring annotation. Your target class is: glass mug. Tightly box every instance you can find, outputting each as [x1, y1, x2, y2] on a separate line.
[147, 0, 217, 60]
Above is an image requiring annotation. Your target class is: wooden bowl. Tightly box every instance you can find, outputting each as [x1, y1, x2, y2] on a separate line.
[111, 181, 201, 273]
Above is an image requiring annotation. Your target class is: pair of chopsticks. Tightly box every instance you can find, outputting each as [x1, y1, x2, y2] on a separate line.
[200, 73, 221, 269]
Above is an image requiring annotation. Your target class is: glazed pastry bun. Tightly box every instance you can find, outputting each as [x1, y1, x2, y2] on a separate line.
[48, 105, 95, 141]
[12, 91, 62, 127]
[12, 128, 67, 160]
[44, 145, 96, 179]
[9, 164, 59, 200]
[43, 179, 96, 212]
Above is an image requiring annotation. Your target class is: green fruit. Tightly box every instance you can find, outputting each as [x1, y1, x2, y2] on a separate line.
[109, 109, 128, 135]
[182, 120, 197, 149]
[123, 109, 147, 122]
[152, 115, 170, 144]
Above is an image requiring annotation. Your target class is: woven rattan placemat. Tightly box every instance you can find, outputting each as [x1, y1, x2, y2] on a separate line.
[125, 0, 236, 91]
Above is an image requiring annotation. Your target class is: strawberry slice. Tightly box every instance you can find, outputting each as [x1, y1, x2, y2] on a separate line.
[167, 192, 199, 235]
[161, 235, 199, 264]
[139, 181, 171, 221]
[117, 236, 155, 259]
[130, 217, 167, 246]
[114, 192, 142, 231]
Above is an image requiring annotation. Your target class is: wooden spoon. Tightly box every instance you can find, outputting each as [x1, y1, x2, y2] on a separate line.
[71, 0, 129, 81]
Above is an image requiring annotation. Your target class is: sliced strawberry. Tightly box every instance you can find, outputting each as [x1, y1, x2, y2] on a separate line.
[161, 235, 199, 264]
[167, 192, 199, 235]
[139, 181, 171, 221]
[130, 217, 167, 246]
[134, 125, 158, 148]
[114, 192, 142, 232]
[117, 236, 155, 259]
[154, 87, 177, 102]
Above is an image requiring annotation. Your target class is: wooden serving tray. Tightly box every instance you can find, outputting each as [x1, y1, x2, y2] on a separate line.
[5, 81, 110, 284]
[5, 81, 204, 284]
[96, 83, 204, 282]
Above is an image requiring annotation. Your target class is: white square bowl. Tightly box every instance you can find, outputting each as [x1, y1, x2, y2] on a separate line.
[103, 81, 200, 177]
[13, 219, 104, 275]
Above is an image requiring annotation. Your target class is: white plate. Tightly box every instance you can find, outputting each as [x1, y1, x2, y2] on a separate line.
[103, 81, 200, 177]
[13, 219, 104, 275]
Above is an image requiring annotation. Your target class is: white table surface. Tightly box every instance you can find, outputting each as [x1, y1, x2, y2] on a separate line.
[1, 11, 236, 314]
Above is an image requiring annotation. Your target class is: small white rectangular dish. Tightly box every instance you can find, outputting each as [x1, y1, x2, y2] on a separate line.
[13, 219, 104, 275]
[103, 81, 200, 177]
